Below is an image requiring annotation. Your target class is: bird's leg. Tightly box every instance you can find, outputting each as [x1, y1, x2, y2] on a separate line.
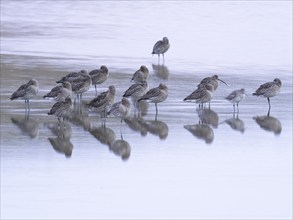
[25, 110, 29, 119]
[162, 53, 165, 63]
[57, 118, 61, 131]
[104, 109, 108, 119]
[119, 118, 123, 132]
[74, 94, 77, 104]
[267, 108, 271, 117]
[62, 117, 66, 131]
[95, 85, 97, 96]
[133, 102, 138, 116]
[104, 116, 107, 126]
[101, 118, 105, 127]
[120, 129, 123, 140]
[155, 103, 159, 120]
[27, 100, 30, 113]
[237, 103, 239, 113]
[25, 100, 28, 114]
[79, 102, 82, 114]
[101, 111, 105, 126]
[102, 109, 107, 125]
[267, 97, 271, 109]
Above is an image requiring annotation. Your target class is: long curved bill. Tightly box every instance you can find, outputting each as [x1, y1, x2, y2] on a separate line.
[218, 78, 228, 86]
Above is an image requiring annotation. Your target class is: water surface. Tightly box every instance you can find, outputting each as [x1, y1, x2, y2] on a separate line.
[1, 1, 292, 219]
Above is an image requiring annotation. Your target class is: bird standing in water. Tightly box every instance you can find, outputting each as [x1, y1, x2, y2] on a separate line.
[89, 65, 109, 96]
[10, 79, 39, 112]
[131, 65, 149, 83]
[56, 70, 92, 102]
[198, 75, 227, 91]
[152, 37, 170, 63]
[87, 85, 116, 122]
[48, 97, 74, 123]
[108, 98, 131, 123]
[138, 83, 168, 116]
[225, 88, 246, 112]
[253, 78, 282, 110]
[43, 81, 72, 102]
[184, 83, 214, 109]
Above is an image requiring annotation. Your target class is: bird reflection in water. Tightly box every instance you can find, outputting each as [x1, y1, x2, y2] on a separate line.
[47, 121, 73, 158]
[89, 125, 116, 147]
[10, 113, 39, 138]
[124, 116, 169, 140]
[68, 101, 92, 131]
[110, 130, 131, 161]
[136, 100, 149, 117]
[253, 109, 282, 135]
[124, 116, 148, 136]
[152, 64, 170, 80]
[184, 124, 214, 144]
[225, 112, 245, 133]
[197, 107, 219, 128]
[140, 119, 169, 140]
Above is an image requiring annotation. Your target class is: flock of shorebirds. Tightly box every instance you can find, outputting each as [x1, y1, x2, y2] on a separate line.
[10, 37, 282, 124]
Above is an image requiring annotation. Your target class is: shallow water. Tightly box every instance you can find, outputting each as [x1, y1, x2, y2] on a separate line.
[1, 1, 292, 219]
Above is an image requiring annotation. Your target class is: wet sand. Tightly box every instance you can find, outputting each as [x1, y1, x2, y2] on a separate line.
[1, 54, 292, 219]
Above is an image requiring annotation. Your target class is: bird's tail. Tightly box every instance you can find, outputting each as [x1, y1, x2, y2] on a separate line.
[183, 96, 191, 101]
[252, 92, 258, 96]
[10, 94, 18, 100]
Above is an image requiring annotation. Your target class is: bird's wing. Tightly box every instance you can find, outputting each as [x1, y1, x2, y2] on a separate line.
[184, 88, 203, 100]
[88, 92, 108, 107]
[48, 102, 63, 114]
[200, 77, 210, 84]
[11, 89, 26, 99]
[89, 69, 100, 76]
[124, 84, 141, 96]
[225, 90, 237, 100]
[108, 102, 120, 114]
[152, 40, 163, 53]
[44, 85, 62, 97]
[255, 82, 274, 94]
[17, 81, 32, 91]
[141, 87, 160, 100]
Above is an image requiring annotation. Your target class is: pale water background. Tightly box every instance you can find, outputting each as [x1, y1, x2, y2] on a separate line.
[0, 1, 292, 219]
